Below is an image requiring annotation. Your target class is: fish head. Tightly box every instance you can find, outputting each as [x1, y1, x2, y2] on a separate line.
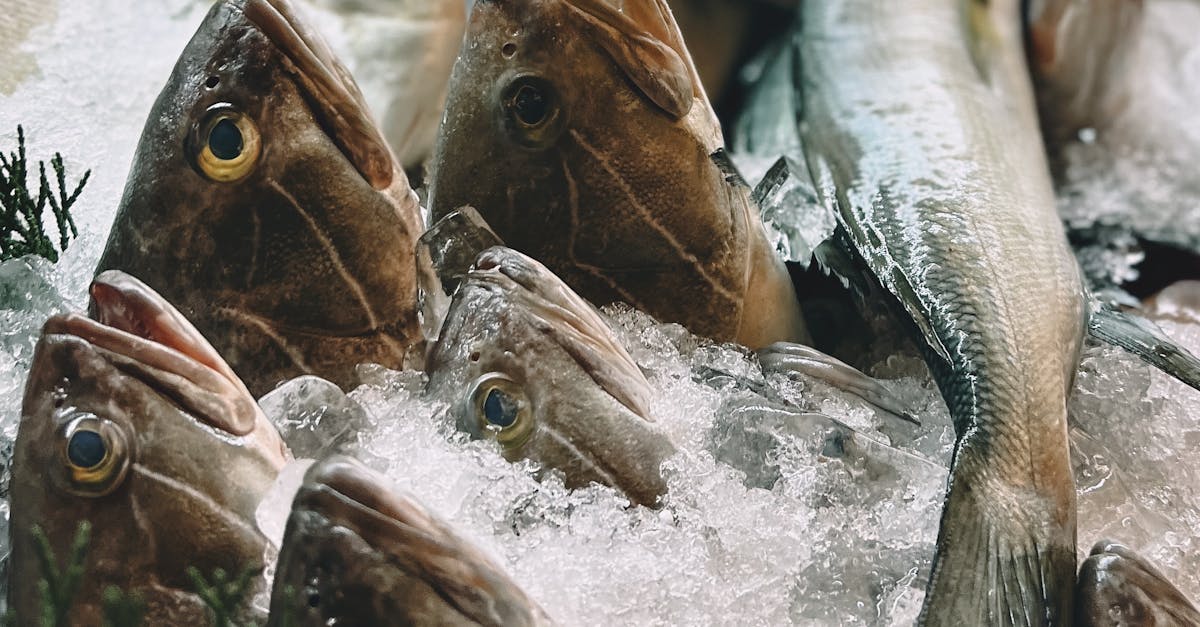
[1075, 540, 1200, 626]
[426, 247, 674, 506]
[270, 456, 551, 626]
[9, 271, 289, 623]
[428, 0, 746, 329]
[96, 0, 424, 395]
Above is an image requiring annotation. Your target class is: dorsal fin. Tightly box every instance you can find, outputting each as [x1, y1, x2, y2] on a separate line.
[564, 0, 696, 119]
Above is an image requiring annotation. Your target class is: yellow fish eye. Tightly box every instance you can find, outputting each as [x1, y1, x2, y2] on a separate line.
[192, 105, 261, 183]
[468, 373, 534, 448]
[58, 413, 131, 497]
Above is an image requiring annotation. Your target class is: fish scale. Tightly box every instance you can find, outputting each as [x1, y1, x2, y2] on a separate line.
[793, 0, 1086, 623]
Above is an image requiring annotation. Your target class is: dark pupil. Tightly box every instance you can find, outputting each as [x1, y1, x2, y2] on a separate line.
[512, 85, 548, 126]
[208, 118, 243, 160]
[483, 388, 520, 428]
[67, 430, 106, 469]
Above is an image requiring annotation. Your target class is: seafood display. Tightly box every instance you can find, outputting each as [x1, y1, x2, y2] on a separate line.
[2, 0, 1199, 625]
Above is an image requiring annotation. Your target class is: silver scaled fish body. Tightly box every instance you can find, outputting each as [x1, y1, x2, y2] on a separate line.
[792, 0, 1087, 623]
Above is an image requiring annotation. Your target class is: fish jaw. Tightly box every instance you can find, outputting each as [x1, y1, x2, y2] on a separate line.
[427, 248, 675, 506]
[8, 274, 288, 623]
[1075, 540, 1200, 626]
[268, 456, 552, 626]
[94, 0, 423, 395]
[428, 0, 804, 346]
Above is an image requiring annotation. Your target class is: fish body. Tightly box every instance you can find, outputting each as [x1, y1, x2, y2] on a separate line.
[8, 271, 289, 624]
[792, 0, 1087, 622]
[426, 246, 675, 507]
[95, 0, 423, 396]
[268, 456, 553, 626]
[1075, 541, 1200, 626]
[428, 0, 806, 349]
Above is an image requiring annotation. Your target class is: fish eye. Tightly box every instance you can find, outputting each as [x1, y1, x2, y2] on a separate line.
[58, 413, 131, 497]
[498, 74, 565, 149]
[467, 373, 534, 447]
[190, 104, 262, 183]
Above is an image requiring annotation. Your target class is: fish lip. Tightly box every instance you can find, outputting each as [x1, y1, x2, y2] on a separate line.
[238, 0, 397, 190]
[303, 457, 432, 531]
[66, 271, 261, 436]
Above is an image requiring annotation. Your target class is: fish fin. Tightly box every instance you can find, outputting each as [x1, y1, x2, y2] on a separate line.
[709, 148, 750, 190]
[1087, 301, 1200, 393]
[758, 342, 920, 425]
[826, 212, 954, 365]
[920, 453, 1076, 626]
[565, 0, 695, 118]
[1076, 540, 1200, 626]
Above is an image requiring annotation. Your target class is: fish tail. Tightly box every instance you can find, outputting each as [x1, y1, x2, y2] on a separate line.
[919, 461, 1076, 626]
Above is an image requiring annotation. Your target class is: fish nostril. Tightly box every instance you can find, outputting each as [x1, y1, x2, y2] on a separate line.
[502, 42, 517, 58]
[470, 351, 481, 362]
[204, 76, 220, 89]
[307, 593, 320, 608]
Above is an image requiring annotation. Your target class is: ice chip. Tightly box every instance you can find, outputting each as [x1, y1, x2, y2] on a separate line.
[259, 376, 374, 459]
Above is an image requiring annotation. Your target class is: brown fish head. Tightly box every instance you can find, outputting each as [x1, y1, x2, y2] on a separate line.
[269, 456, 552, 626]
[9, 271, 289, 624]
[1075, 540, 1200, 626]
[426, 247, 674, 507]
[96, 0, 424, 396]
[429, 0, 760, 341]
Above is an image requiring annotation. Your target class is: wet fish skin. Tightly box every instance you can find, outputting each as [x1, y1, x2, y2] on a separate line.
[426, 246, 675, 507]
[428, 0, 806, 349]
[95, 0, 423, 396]
[9, 271, 289, 624]
[268, 456, 554, 626]
[1075, 540, 1200, 626]
[792, 0, 1087, 623]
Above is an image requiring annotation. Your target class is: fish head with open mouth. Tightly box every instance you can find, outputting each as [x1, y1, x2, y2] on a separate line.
[268, 456, 552, 626]
[9, 271, 290, 624]
[426, 247, 675, 507]
[428, 0, 807, 346]
[96, 0, 424, 395]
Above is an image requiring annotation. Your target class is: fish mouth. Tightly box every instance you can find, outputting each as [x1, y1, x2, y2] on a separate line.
[47, 270, 262, 436]
[465, 247, 655, 420]
[240, 0, 396, 190]
[299, 456, 521, 620]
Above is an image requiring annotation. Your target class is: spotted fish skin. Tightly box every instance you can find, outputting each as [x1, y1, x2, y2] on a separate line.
[95, 0, 423, 396]
[791, 0, 1087, 623]
[428, 0, 807, 349]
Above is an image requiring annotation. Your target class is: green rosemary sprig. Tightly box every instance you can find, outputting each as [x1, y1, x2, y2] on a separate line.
[0, 125, 90, 263]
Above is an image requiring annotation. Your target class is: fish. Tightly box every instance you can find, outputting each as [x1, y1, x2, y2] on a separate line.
[298, 0, 467, 172]
[267, 455, 554, 626]
[1075, 540, 1200, 626]
[425, 246, 675, 507]
[94, 0, 424, 396]
[8, 270, 290, 624]
[1026, 0, 1145, 145]
[427, 0, 808, 350]
[769, 0, 1089, 622]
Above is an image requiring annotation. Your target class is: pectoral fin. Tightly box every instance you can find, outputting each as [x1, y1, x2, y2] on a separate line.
[1087, 301, 1200, 393]
[758, 342, 920, 425]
